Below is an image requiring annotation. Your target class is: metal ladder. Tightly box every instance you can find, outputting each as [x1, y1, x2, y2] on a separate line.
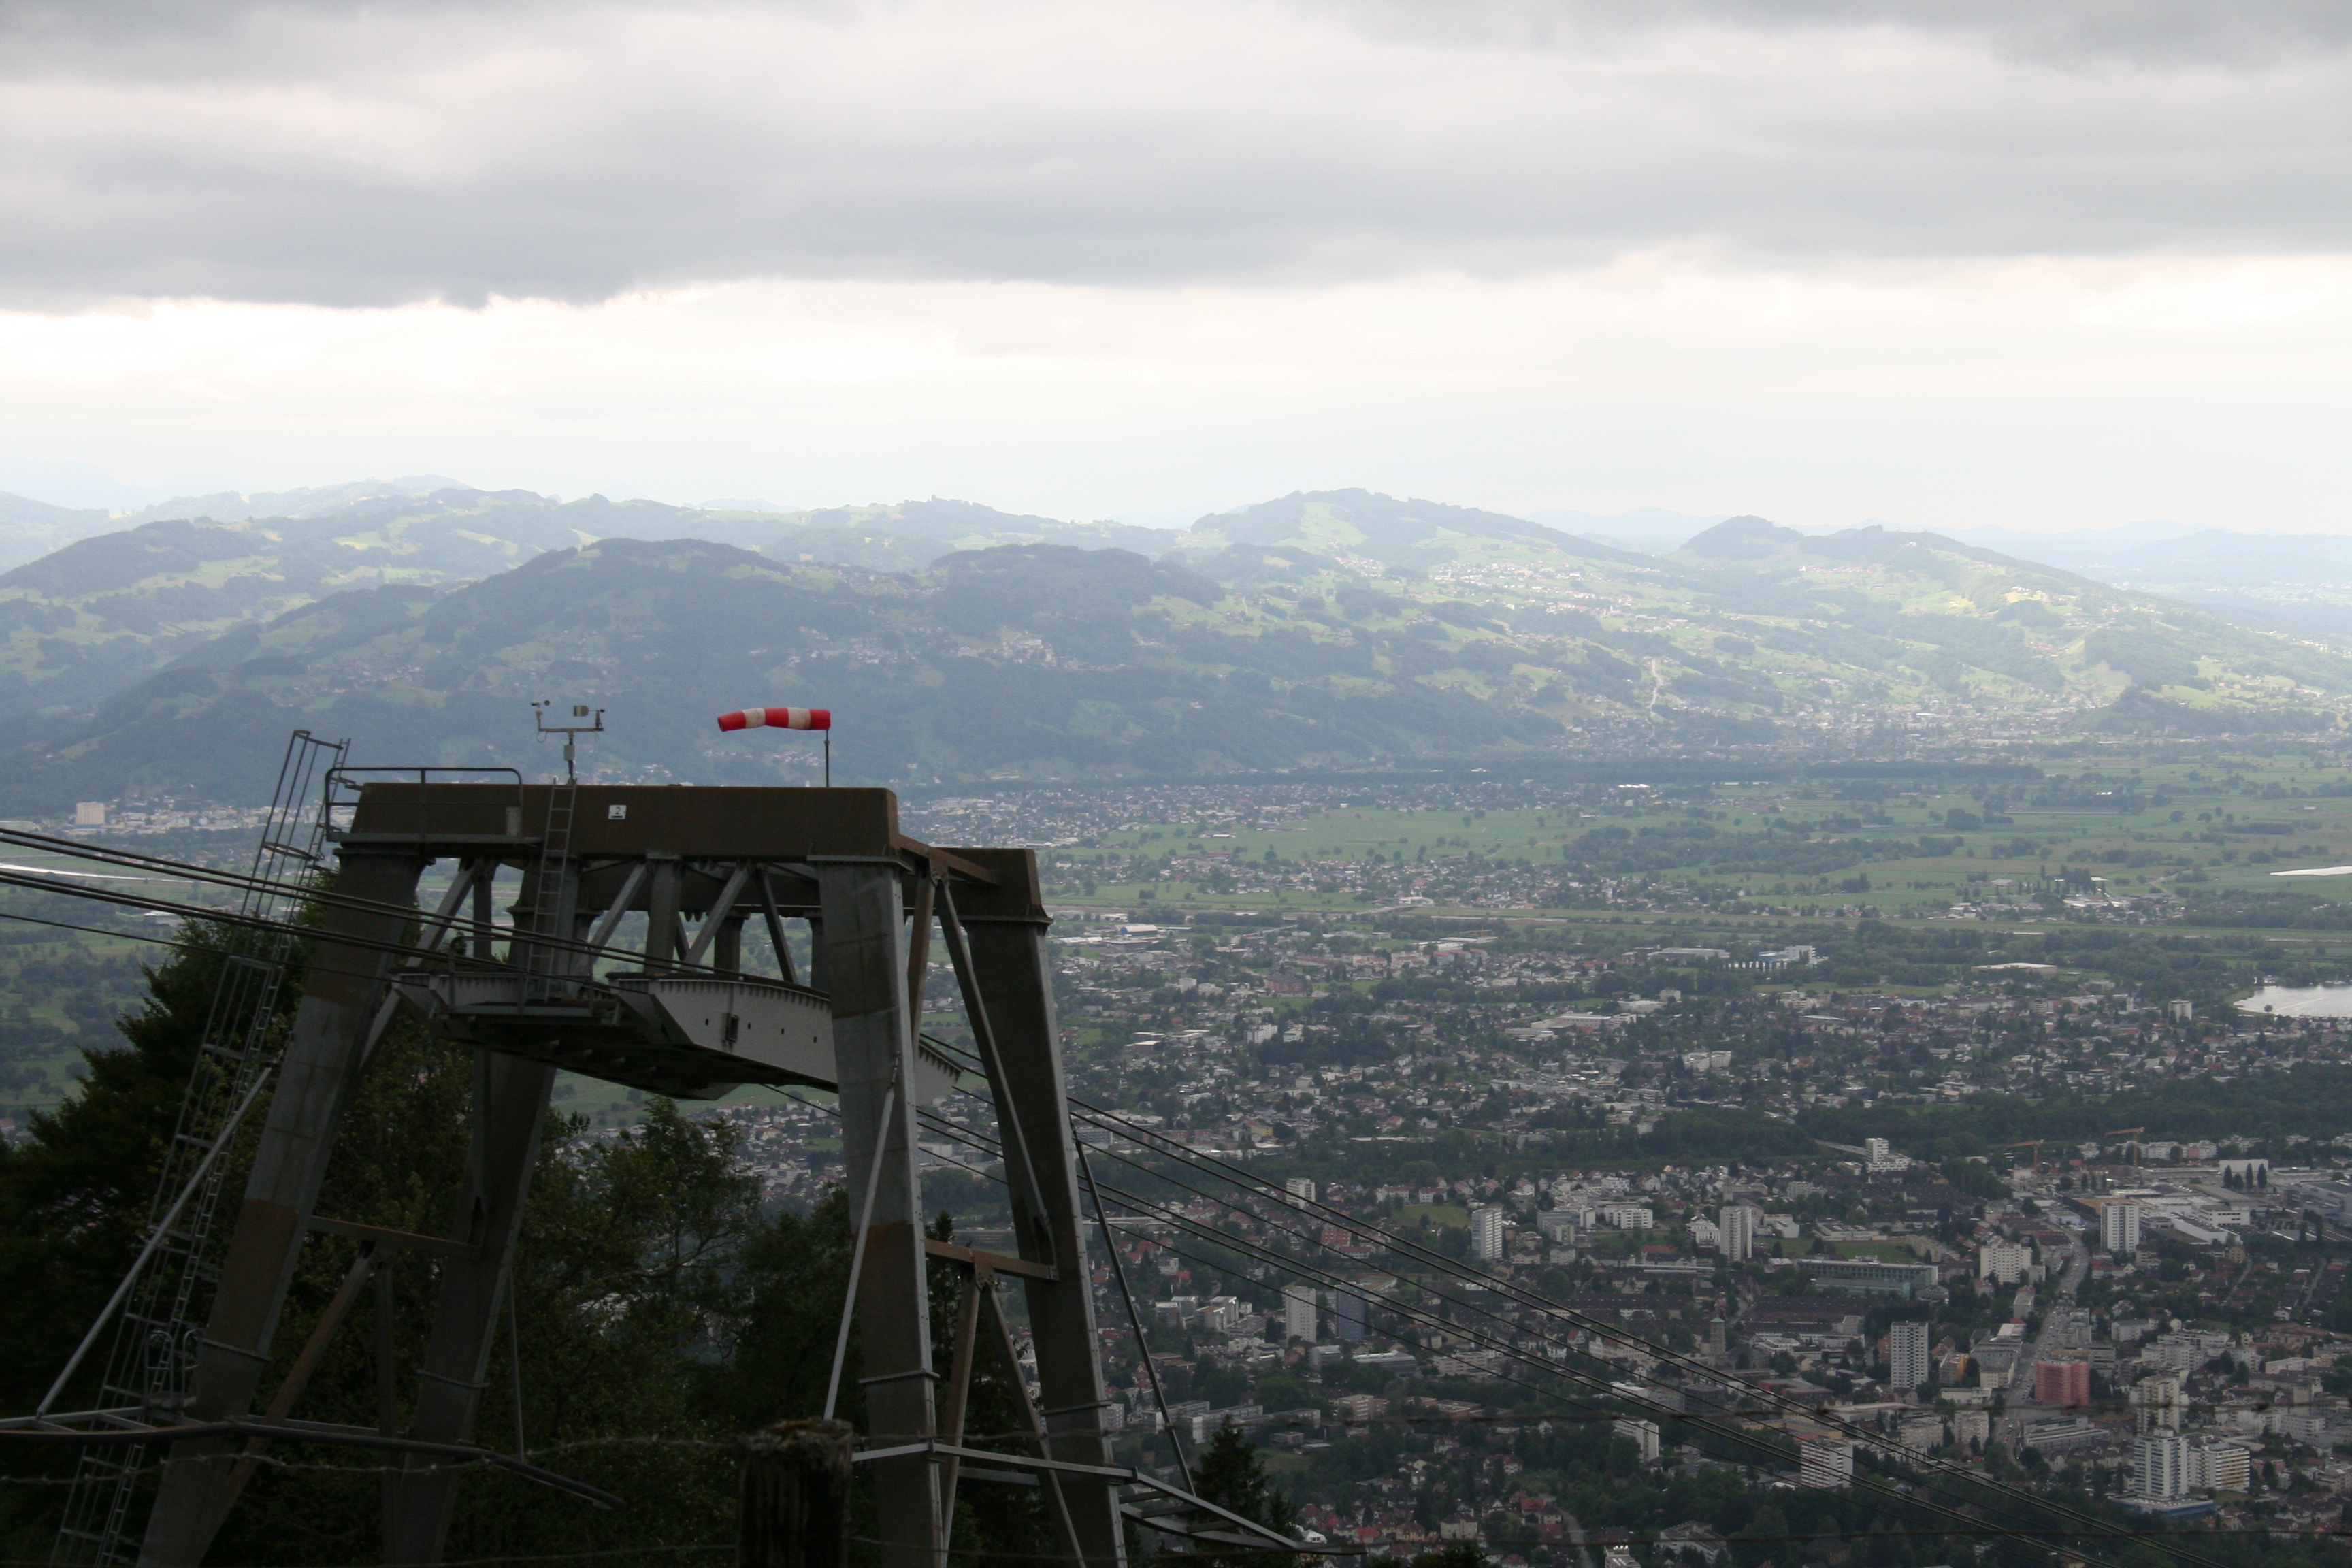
[516, 701, 600, 1002]
[52, 730, 348, 1567]
[518, 776, 579, 1001]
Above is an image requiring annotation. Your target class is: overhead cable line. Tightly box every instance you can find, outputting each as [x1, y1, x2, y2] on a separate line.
[904, 1073, 2217, 1568]
[1052, 1090, 2215, 1568]
[899, 1102, 2159, 1568]
[0, 841, 2228, 1568]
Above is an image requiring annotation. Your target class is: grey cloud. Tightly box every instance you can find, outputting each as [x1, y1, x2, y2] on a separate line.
[1333, 0, 2352, 67]
[2, 0, 2351, 308]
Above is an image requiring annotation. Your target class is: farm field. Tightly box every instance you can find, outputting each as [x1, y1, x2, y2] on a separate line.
[1036, 750, 2352, 930]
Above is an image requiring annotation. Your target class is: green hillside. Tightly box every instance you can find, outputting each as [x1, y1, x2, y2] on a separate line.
[765, 496, 1176, 567]
[0, 539, 1569, 806]
[0, 489, 778, 726]
[0, 490, 114, 574]
[1, 487, 2348, 809]
[1666, 514, 2352, 732]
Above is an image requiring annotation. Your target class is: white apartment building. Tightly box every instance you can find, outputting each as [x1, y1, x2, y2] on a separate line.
[2129, 1372, 2183, 1431]
[1282, 1284, 1318, 1343]
[2187, 1437, 2251, 1494]
[1472, 1206, 1506, 1262]
[1979, 1242, 2031, 1285]
[1719, 1204, 1756, 1263]
[1798, 1437, 1854, 1490]
[1612, 1418, 1661, 1462]
[1889, 1320, 1931, 1393]
[2134, 1431, 2185, 1501]
[2101, 1201, 2142, 1256]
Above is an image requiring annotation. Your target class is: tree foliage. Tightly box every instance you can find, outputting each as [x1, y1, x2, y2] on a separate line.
[1162, 1422, 1296, 1568]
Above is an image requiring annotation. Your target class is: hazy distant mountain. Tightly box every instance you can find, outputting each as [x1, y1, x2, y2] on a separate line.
[0, 491, 117, 572]
[0, 488, 782, 725]
[0, 455, 176, 514]
[110, 475, 474, 528]
[697, 497, 799, 514]
[0, 475, 504, 571]
[3, 487, 2347, 811]
[1912, 520, 2352, 638]
[1526, 506, 1731, 554]
[1188, 489, 1640, 569]
[0, 538, 1558, 806]
[764, 497, 1179, 569]
[2056, 529, 2352, 640]
[1656, 516, 2352, 642]
[1941, 519, 2204, 570]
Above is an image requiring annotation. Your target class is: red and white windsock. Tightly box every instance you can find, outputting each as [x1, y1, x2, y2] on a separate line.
[717, 706, 831, 732]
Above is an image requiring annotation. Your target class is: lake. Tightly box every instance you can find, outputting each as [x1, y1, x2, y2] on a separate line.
[2238, 984, 2352, 1018]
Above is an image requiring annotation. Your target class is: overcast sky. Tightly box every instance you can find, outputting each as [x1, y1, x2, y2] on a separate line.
[3, 0, 2349, 529]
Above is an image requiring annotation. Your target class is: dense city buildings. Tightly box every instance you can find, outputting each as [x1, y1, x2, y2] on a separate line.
[642, 793, 2352, 1549]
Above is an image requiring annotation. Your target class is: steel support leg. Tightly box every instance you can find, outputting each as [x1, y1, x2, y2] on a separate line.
[138, 847, 430, 1568]
[947, 849, 1124, 1567]
[814, 858, 939, 1567]
[644, 855, 682, 972]
[382, 1048, 558, 1564]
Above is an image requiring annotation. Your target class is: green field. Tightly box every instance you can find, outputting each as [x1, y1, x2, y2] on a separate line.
[1830, 1240, 1926, 1264]
[1041, 750, 2352, 932]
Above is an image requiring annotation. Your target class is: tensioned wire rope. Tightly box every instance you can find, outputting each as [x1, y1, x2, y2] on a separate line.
[1025, 1177, 2234, 1567]
[914, 1040, 2226, 1568]
[0, 884, 2227, 1568]
[886, 1112, 2236, 1568]
[929, 1120, 2089, 1546]
[0, 817, 867, 994]
[0, 863, 751, 988]
[1062, 1145, 2177, 1564]
[0, 915, 2182, 1568]
[832, 1089, 2193, 1568]
[924, 1101, 1787, 1439]
[1056, 1092, 2225, 1548]
[0, 918, 2289, 1442]
[0, 975, 1843, 1495]
[802, 1098, 2064, 1567]
[814, 1098, 1735, 1452]
[0, 864, 1792, 1556]
[22, 808, 1750, 1448]
[0, 835, 2232, 1566]
[862, 1526, 2352, 1565]
[0, 884, 781, 1436]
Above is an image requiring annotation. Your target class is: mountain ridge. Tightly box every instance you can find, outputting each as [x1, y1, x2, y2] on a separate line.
[0, 484, 2345, 811]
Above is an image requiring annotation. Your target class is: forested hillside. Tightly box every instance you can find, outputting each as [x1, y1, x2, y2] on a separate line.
[1, 486, 2347, 809]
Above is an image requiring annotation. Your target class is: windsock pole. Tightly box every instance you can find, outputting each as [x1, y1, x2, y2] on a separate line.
[715, 706, 833, 785]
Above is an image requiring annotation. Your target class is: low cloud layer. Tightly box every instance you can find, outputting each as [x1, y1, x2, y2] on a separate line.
[5, 257, 2348, 534]
[4, 0, 2351, 307]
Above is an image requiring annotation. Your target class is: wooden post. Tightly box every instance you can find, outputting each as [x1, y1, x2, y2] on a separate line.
[740, 1419, 854, 1568]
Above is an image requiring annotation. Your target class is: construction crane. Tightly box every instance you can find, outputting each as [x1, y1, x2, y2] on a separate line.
[2006, 1138, 2046, 1175]
[2107, 1126, 2146, 1167]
